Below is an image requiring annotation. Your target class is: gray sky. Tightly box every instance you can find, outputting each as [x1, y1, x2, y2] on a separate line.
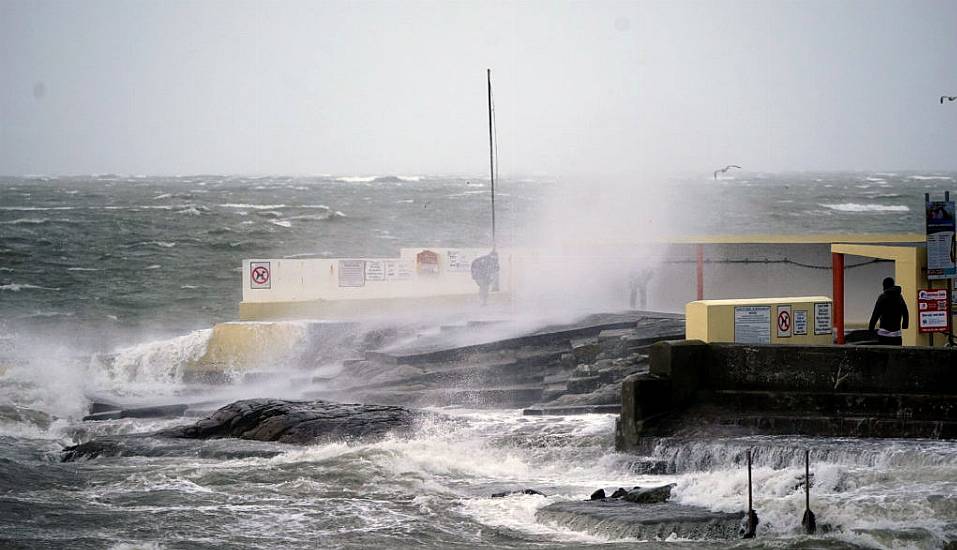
[2, 0, 956, 177]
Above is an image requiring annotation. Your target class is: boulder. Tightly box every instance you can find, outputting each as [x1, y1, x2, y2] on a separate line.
[590, 488, 606, 500]
[491, 489, 547, 498]
[157, 399, 422, 444]
[623, 483, 676, 504]
[609, 487, 629, 499]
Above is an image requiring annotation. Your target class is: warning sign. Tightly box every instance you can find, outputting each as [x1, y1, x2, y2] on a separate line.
[776, 305, 792, 338]
[338, 260, 366, 287]
[249, 261, 271, 289]
[417, 250, 440, 276]
[734, 306, 771, 344]
[918, 289, 950, 333]
[793, 310, 808, 335]
[814, 303, 832, 335]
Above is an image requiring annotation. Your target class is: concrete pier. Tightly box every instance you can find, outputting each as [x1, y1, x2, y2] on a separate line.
[617, 340, 957, 450]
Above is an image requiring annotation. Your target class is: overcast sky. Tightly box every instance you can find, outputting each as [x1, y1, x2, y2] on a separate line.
[2, 0, 956, 177]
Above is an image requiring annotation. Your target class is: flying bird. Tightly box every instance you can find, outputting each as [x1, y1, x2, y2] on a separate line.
[713, 165, 742, 180]
[941, 96, 957, 104]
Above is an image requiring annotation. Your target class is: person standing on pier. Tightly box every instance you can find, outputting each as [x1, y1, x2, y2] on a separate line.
[470, 250, 499, 306]
[868, 277, 909, 345]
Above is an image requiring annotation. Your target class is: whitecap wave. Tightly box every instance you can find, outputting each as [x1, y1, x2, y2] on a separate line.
[220, 203, 288, 209]
[336, 176, 377, 183]
[89, 329, 212, 394]
[0, 218, 49, 225]
[270, 220, 292, 228]
[821, 203, 910, 212]
[909, 175, 953, 181]
[0, 283, 61, 292]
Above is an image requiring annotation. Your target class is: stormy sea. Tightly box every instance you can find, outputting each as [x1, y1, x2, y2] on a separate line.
[1, 172, 955, 549]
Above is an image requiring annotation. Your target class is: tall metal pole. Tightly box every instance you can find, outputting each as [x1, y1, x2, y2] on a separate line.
[487, 68, 496, 250]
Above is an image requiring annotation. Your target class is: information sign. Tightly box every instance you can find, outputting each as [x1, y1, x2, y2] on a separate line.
[734, 306, 771, 344]
[338, 260, 366, 287]
[917, 289, 950, 333]
[813, 302, 832, 335]
[793, 310, 808, 336]
[926, 200, 956, 280]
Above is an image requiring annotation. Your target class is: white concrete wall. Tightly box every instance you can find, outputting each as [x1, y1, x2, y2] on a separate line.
[242, 248, 508, 303]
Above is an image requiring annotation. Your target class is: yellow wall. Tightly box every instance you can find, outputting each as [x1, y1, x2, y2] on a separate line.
[686, 296, 834, 344]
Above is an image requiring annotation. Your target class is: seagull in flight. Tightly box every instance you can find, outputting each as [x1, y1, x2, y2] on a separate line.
[941, 96, 957, 104]
[713, 165, 742, 180]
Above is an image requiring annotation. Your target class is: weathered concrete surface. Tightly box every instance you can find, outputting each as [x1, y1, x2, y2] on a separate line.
[536, 500, 744, 540]
[618, 341, 957, 449]
[63, 399, 423, 461]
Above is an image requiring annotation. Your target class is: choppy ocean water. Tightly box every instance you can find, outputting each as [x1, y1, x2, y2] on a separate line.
[1, 172, 956, 549]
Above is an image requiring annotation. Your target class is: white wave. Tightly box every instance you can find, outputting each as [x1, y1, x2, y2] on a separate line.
[336, 176, 377, 183]
[145, 264, 162, 270]
[397, 199, 415, 204]
[153, 193, 172, 200]
[821, 203, 910, 212]
[0, 283, 60, 292]
[270, 220, 292, 228]
[175, 206, 203, 216]
[909, 175, 953, 181]
[220, 203, 288, 209]
[396, 175, 421, 182]
[0, 218, 48, 225]
[864, 177, 886, 182]
[0, 206, 76, 211]
[89, 329, 212, 394]
[66, 267, 103, 272]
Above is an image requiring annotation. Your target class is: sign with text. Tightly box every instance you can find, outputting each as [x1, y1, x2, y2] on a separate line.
[793, 309, 808, 336]
[734, 306, 771, 344]
[926, 200, 956, 280]
[338, 260, 366, 287]
[813, 302, 832, 335]
[917, 288, 950, 333]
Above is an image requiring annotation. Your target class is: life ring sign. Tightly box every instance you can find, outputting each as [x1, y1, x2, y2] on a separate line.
[249, 261, 271, 289]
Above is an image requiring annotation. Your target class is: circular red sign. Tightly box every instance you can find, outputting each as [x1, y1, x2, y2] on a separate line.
[251, 265, 270, 285]
[777, 311, 791, 332]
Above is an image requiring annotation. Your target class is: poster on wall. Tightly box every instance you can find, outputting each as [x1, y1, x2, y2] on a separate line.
[364, 260, 385, 282]
[926, 200, 956, 280]
[813, 302, 832, 335]
[917, 289, 950, 333]
[446, 250, 474, 272]
[416, 250, 440, 276]
[338, 260, 366, 287]
[793, 310, 808, 335]
[385, 260, 412, 281]
[734, 306, 771, 344]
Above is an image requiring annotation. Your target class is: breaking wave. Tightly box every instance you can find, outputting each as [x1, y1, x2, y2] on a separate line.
[820, 203, 910, 213]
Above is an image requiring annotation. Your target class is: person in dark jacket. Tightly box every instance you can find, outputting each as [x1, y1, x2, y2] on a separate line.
[868, 277, 909, 345]
[470, 251, 499, 306]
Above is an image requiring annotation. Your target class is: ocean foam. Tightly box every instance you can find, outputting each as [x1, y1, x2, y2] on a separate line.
[821, 203, 910, 212]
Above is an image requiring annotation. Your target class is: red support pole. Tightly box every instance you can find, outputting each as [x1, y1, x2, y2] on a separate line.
[832, 252, 845, 344]
[696, 244, 704, 301]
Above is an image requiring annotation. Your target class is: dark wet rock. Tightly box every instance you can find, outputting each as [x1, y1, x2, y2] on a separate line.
[62, 399, 424, 462]
[609, 487, 629, 499]
[82, 403, 189, 422]
[623, 483, 675, 504]
[590, 488, 606, 500]
[536, 499, 744, 540]
[157, 399, 422, 444]
[491, 488, 547, 498]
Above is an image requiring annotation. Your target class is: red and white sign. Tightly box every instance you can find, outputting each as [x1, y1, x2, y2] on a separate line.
[917, 289, 950, 333]
[776, 305, 792, 338]
[249, 261, 271, 289]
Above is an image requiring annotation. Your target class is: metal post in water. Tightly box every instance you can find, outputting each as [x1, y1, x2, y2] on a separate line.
[743, 449, 759, 538]
[801, 449, 817, 534]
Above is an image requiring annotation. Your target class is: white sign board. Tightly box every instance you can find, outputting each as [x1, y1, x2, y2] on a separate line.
[446, 250, 474, 272]
[384, 260, 412, 281]
[249, 261, 271, 289]
[793, 310, 808, 336]
[814, 302, 832, 335]
[919, 310, 949, 330]
[338, 260, 366, 287]
[734, 306, 771, 344]
[776, 305, 792, 338]
[364, 260, 386, 282]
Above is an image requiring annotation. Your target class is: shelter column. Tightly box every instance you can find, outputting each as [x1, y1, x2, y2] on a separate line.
[832, 252, 845, 344]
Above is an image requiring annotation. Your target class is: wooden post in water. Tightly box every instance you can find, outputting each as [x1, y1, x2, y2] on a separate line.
[743, 449, 759, 538]
[801, 449, 817, 534]
[487, 68, 496, 250]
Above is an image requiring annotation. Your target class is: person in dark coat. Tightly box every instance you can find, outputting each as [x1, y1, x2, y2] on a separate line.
[470, 251, 499, 306]
[868, 277, 909, 346]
